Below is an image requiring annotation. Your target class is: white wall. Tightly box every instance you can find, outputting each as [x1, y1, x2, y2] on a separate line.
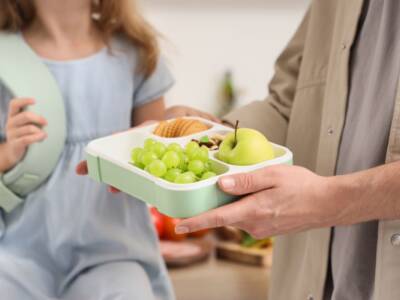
[141, 0, 310, 114]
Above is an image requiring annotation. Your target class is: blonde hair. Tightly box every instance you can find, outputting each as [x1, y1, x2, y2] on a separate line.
[0, 0, 159, 76]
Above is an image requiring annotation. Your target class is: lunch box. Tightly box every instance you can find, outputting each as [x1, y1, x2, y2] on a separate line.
[85, 118, 293, 218]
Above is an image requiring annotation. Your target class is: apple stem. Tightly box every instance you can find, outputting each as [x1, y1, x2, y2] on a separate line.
[233, 120, 239, 147]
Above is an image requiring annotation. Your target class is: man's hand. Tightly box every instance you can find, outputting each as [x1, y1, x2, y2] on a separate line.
[165, 105, 221, 123]
[175, 165, 354, 239]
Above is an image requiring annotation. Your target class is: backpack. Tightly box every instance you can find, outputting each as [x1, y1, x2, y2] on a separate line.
[0, 33, 66, 212]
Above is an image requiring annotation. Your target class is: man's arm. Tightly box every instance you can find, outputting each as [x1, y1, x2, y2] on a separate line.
[175, 162, 400, 238]
[224, 8, 310, 145]
[332, 161, 400, 224]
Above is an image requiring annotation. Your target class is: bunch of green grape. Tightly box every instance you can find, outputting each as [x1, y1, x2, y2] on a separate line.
[130, 138, 217, 184]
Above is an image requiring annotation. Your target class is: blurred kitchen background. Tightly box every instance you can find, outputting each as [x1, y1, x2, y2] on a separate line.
[139, 1, 310, 299]
[140, 0, 310, 115]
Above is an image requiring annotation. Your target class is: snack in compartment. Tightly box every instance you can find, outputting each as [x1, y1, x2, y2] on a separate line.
[130, 138, 218, 184]
[192, 134, 226, 151]
[153, 118, 210, 138]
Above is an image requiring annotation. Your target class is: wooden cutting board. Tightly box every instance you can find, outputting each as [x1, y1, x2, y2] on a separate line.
[216, 241, 273, 267]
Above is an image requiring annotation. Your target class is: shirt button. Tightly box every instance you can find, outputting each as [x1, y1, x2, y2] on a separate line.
[327, 127, 334, 135]
[391, 234, 400, 246]
[307, 294, 314, 300]
[341, 43, 347, 50]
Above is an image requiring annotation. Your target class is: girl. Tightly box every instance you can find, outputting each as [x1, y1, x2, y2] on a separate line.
[0, 0, 183, 299]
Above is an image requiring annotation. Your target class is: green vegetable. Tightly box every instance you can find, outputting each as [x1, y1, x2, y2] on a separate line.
[199, 136, 210, 143]
[241, 232, 259, 248]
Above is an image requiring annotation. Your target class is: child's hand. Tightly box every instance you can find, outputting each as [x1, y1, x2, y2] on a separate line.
[75, 119, 152, 194]
[76, 161, 120, 193]
[165, 105, 221, 123]
[3, 98, 47, 170]
[75, 122, 157, 194]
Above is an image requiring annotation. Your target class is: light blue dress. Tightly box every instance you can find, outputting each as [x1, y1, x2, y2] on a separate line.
[0, 36, 175, 300]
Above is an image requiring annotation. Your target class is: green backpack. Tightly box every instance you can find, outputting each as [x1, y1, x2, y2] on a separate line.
[0, 33, 66, 212]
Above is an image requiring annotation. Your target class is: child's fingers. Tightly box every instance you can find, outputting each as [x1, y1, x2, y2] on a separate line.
[7, 125, 43, 139]
[183, 109, 221, 123]
[8, 98, 35, 118]
[75, 162, 119, 193]
[137, 120, 158, 128]
[165, 106, 221, 123]
[197, 111, 221, 123]
[75, 161, 88, 175]
[8, 111, 47, 128]
[15, 131, 47, 150]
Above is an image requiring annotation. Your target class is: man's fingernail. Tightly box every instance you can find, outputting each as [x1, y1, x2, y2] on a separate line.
[175, 226, 189, 234]
[220, 177, 235, 189]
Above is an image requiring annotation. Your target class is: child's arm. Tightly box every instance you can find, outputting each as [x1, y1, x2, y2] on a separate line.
[0, 98, 47, 173]
[76, 98, 165, 189]
[131, 97, 165, 126]
[132, 99, 221, 126]
[165, 105, 221, 123]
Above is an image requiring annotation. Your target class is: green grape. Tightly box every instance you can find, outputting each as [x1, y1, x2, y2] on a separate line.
[167, 143, 183, 153]
[141, 151, 158, 166]
[164, 168, 182, 182]
[134, 162, 145, 170]
[131, 147, 144, 164]
[180, 163, 188, 172]
[162, 151, 181, 169]
[204, 161, 212, 172]
[187, 148, 197, 161]
[178, 152, 189, 171]
[188, 160, 205, 175]
[190, 146, 209, 162]
[144, 138, 157, 151]
[174, 171, 197, 184]
[201, 171, 217, 180]
[185, 141, 200, 156]
[147, 160, 167, 178]
[151, 142, 167, 158]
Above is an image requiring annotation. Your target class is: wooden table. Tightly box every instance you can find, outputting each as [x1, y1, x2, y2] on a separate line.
[168, 254, 270, 300]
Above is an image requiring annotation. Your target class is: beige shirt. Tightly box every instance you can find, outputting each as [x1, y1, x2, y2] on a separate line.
[224, 1, 400, 299]
[325, 0, 400, 299]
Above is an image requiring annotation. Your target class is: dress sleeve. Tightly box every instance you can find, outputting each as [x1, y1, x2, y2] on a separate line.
[132, 57, 175, 108]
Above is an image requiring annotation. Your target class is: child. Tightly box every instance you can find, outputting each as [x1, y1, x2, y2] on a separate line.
[0, 0, 181, 299]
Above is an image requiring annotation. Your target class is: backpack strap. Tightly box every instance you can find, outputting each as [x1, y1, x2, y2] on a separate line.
[0, 33, 66, 212]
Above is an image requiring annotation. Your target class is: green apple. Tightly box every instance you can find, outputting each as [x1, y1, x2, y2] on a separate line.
[217, 128, 274, 165]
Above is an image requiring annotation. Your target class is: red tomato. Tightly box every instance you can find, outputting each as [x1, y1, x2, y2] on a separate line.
[162, 215, 188, 241]
[150, 207, 164, 238]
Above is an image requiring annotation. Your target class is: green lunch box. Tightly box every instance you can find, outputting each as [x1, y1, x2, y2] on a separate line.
[85, 117, 293, 218]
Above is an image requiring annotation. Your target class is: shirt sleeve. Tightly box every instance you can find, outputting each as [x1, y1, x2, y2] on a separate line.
[132, 56, 175, 108]
[223, 7, 310, 146]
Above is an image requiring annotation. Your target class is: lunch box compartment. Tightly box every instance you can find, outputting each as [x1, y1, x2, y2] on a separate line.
[86, 117, 293, 218]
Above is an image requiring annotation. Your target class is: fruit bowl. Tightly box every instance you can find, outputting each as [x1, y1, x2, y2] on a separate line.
[85, 117, 293, 218]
